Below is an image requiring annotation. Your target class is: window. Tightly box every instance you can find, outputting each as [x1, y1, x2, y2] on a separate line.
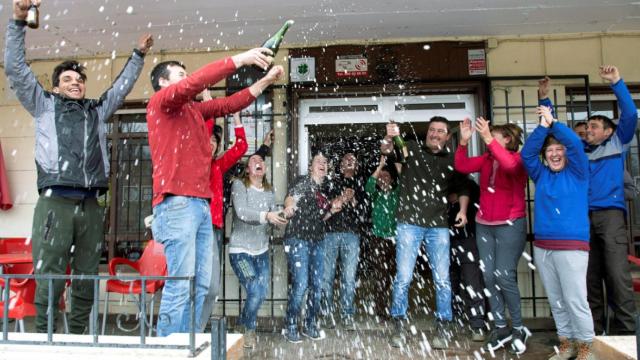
[106, 110, 152, 261]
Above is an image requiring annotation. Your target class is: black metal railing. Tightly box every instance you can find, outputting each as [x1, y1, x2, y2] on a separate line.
[0, 273, 221, 358]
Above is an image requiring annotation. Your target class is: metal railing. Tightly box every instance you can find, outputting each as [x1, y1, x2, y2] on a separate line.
[0, 273, 222, 358]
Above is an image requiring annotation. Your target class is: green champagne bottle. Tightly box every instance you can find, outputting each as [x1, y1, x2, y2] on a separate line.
[390, 120, 409, 164]
[253, 20, 294, 70]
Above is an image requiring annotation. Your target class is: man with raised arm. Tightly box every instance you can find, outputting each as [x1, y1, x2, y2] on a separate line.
[4, 0, 152, 334]
[147, 49, 283, 336]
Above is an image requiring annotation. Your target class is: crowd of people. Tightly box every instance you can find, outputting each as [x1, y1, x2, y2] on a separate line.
[4, 1, 639, 360]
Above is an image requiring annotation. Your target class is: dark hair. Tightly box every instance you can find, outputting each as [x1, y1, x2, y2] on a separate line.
[428, 116, 451, 133]
[150, 61, 185, 91]
[211, 131, 222, 157]
[491, 123, 524, 151]
[541, 134, 562, 156]
[574, 121, 587, 129]
[52, 60, 87, 87]
[382, 164, 399, 188]
[588, 115, 616, 132]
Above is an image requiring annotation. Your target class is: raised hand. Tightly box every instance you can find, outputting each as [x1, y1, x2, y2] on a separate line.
[137, 34, 154, 54]
[232, 112, 242, 126]
[263, 129, 274, 147]
[232, 48, 274, 70]
[262, 65, 284, 84]
[378, 155, 387, 169]
[599, 65, 621, 84]
[13, 0, 39, 20]
[474, 117, 493, 144]
[459, 117, 473, 145]
[200, 88, 213, 102]
[536, 106, 554, 128]
[386, 122, 400, 138]
[538, 76, 551, 99]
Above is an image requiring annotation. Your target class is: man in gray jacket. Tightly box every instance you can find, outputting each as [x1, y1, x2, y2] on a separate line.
[4, 0, 152, 333]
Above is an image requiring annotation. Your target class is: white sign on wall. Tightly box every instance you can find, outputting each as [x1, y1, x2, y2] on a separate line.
[335, 55, 368, 77]
[290, 57, 316, 83]
[468, 49, 487, 76]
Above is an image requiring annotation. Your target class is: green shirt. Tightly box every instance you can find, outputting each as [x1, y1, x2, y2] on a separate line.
[365, 176, 399, 238]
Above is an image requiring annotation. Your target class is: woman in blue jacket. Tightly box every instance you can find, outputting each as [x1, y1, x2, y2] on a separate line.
[521, 106, 594, 360]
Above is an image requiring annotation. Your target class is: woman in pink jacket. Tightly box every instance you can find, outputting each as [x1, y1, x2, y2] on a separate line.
[454, 117, 529, 355]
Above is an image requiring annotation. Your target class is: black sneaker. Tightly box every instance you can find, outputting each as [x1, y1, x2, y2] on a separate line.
[389, 318, 406, 348]
[508, 327, 531, 355]
[432, 321, 450, 349]
[484, 326, 512, 351]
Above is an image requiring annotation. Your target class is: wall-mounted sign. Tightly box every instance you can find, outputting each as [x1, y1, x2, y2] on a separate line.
[335, 55, 368, 77]
[290, 57, 316, 83]
[468, 49, 487, 76]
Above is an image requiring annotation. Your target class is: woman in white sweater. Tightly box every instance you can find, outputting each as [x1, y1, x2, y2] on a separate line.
[229, 153, 287, 348]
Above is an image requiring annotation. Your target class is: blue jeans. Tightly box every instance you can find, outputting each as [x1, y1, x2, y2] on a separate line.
[391, 223, 452, 321]
[284, 238, 324, 329]
[229, 252, 270, 330]
[152, 196, 214, 336]
[321, 232, 360, 318]
[200, 228, 222, 331]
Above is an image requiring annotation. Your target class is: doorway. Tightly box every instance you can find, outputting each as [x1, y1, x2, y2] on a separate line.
[297, 93, 479, 318]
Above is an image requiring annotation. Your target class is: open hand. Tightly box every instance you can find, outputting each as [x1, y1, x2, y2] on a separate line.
[459, 117, 473, 145]
[474, 117, 493, 144]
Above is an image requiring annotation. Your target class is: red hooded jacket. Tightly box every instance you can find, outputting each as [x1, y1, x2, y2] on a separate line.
[454, 140, 527, 222]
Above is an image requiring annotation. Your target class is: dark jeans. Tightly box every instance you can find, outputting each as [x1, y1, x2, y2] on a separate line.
[31, 194, 104, 334]
[588, 209, 637, 334]
[476, 218, 527, 328]
[450, 235, 486, 329]
[229, 251, 270, 330]
[284, 238, 324, 330]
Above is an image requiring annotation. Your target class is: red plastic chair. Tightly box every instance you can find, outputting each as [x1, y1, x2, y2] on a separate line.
[101, 240, 167, 335]
[628, 255, 640, 292]
[0, 262, 68, 333]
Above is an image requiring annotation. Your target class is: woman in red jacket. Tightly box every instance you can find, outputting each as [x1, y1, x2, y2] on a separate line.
[454, 117, 528, 355]
[200, 111, 248, 327]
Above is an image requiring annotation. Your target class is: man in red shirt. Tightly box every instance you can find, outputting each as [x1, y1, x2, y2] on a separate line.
[147, 49, 283, 336]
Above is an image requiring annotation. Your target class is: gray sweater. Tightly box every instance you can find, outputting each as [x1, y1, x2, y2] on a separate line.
[229, 179, 276, 255]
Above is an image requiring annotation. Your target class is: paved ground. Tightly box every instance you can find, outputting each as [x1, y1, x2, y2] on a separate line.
[236, 316, 562, 360]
